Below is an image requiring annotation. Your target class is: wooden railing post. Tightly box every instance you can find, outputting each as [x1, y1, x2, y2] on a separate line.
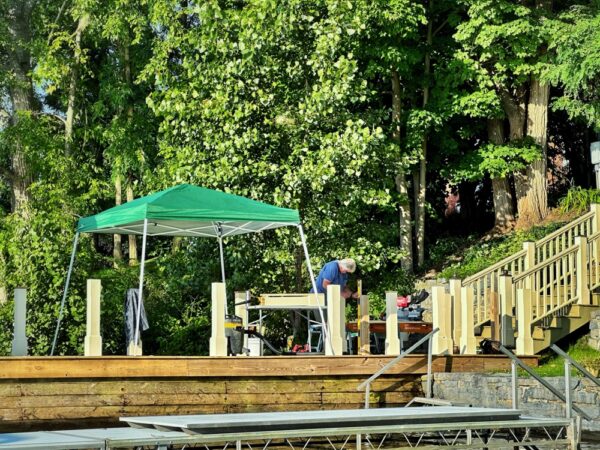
[523, 242, 536, 287]
[498, 275, 515, 348]
[449, 279, 462, 351]
[460, 287, 477, 354]
[432, 286, 453, 354]
[591, 204, 600, 233]
[590, 204, 600, 273]
[516, 288, 534, 355]
[575, 236, 590, 305]
[326, 284, 344, 356]
[210, 282, 227, 356]
[359, 294, 370, 355]
[385, 291, 400, 355]
[84, 279, 103, 356]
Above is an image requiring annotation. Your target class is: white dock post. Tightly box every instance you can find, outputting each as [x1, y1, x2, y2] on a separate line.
[516, 288, 534, 355]
[84, 279, 103, 356]
[11, 288, 27, 356]
[235, 291, 249, 352]
[385, 291, 400, 355]
[449, 279, 462, 351]
[499, 274, 515, 348]
[210, 282, 227, 356]
[326, 284, 343, 356]
[432, 286, 453, 354]
[459, 287, 477, 354]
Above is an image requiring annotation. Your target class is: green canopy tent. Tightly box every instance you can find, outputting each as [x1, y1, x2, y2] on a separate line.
[50, 184, 331, 355]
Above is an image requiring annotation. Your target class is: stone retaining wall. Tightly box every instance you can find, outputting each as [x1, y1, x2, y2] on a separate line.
[431, 372, 600, 431]
[588, 309, 600, 351]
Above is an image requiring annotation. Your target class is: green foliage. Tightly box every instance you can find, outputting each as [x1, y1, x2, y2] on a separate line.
[439, 222, 566, 280]
[545, 3, 600, 129]
[450, 138, 541, 181]
[558, 187, 600, 215]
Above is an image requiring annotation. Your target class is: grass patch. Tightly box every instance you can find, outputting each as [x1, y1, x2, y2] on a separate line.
[531, 341, 600, 377]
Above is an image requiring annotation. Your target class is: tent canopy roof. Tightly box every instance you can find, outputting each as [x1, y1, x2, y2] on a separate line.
[77, 184, 301, 237]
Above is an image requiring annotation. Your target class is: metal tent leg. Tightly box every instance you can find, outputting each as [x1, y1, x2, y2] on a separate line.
[133, 219, 148, 353]
[297, 224, 333, 355]
[51, 232, 80, 355]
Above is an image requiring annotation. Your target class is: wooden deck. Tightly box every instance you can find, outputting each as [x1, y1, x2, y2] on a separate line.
[0, 354, 536, 432]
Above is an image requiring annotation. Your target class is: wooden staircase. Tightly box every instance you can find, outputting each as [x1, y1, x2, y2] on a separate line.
[431, 205, 600, 356]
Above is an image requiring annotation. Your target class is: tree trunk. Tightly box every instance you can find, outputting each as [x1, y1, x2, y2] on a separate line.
[392, 70, 413, 272]
[500, 90, 526, 141]
[113, 176, 122, 265]
[6, 0, 35, 214]
[65, 14, 89, 155]
[126, 183, 138, 266]
[515, 77, 549, 226]
[414, 1, 433, 269]
[487, 118, 514, 229]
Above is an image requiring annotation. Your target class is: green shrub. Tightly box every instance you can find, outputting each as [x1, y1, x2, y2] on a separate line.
[559, 187, 600, 214]
[439, 222, 566, 280]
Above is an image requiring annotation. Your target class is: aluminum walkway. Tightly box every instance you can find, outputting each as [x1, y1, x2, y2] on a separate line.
[0, 406, 578, 449]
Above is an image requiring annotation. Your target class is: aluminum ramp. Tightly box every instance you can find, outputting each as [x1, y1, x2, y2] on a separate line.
[0, 406, 578, 449]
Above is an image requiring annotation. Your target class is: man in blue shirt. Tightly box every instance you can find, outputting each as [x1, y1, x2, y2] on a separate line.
[314, 258, 358, 299]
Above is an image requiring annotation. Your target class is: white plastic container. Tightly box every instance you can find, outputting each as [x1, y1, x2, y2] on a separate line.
[247, 337, 262, 356]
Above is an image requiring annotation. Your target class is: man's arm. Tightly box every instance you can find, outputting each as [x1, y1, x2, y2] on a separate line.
[322, 279, 332, 291]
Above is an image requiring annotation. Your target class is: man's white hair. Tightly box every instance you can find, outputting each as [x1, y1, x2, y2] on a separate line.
[339, 258, 356, 273]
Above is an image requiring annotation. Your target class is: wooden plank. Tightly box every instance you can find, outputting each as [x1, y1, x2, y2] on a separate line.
[0, 355, 537, 379]
[224, 377, 419, 394]
[322, 392, 416, 404]
[7, 380, 227, 396]
[22, 406, 124, 420]
[2, 394, 124, 408]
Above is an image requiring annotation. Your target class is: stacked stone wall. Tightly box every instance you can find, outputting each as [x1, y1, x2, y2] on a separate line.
[588, 309, 600, 351]
[430, 373, 600, 431]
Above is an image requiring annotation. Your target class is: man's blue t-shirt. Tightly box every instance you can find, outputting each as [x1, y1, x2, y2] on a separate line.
[314, 260, 348, 294]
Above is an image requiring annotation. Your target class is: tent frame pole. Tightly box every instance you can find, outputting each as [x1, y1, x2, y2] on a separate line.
[51, 232, 80, 356]
[216, 222, 227, 315]
[297, 224, 333, 355]
[133, 219, 148, 354]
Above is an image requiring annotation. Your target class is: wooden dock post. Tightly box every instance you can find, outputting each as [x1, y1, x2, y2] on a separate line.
[498, 274, 515, 348]
[210, 282, 227, 356]
[326, 284, 344, 356]
[432, 286, 453, 354]
[516, 288, 534, 355]
[84, 279, 103, 356]
[11, 288, 27, 356]
[449, 279, 462, 352]
[385, 291, 400, 355]
[459, 287, 477, 354]
[359, 294, 370, 355]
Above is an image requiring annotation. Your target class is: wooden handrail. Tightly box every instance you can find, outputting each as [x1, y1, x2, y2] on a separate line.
[535, 211, 594, 249]
[463, 249, 527, 285]
[513, 246, 579, 284]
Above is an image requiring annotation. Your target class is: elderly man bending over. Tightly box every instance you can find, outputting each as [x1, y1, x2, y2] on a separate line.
[312, 258, 359, 299]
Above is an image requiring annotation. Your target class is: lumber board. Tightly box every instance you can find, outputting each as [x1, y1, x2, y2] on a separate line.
[0, 355, 537, 379]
